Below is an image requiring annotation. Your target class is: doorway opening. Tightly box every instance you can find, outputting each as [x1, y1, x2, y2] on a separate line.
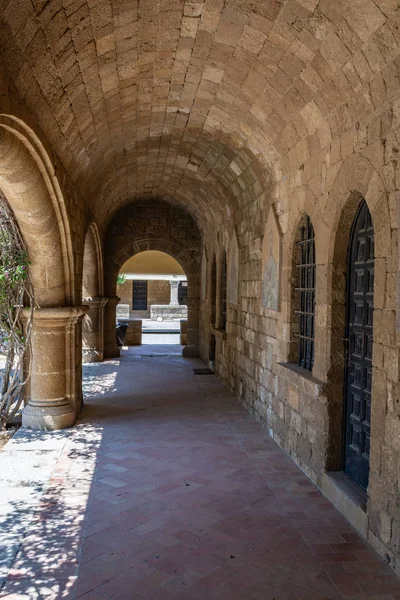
[344, 200, 374, 491]
[209, 334, 216, 370]
[116, 251, 188, 353]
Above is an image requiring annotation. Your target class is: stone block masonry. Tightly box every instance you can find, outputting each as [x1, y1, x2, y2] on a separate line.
[2, 0, 400, 580]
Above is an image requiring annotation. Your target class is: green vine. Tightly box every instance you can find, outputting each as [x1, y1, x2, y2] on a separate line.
[117, 273, 127, 286]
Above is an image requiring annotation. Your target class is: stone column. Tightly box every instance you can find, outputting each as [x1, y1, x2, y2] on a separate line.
[22, 306, 88, 431]
[169, 281, 179, 306]
[82, 297, 108, 363]
[104, 296, 120, 358]
[182, 297, 199, 358]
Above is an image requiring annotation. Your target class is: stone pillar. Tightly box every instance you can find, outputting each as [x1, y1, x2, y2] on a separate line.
[180, 320, 187, 345]
[104, 296, 120, 358]
[82, 297, 108, 363]
[182, 297, 199, 358]
[22, 306, 88, 431]
[169, 281, 179, 306]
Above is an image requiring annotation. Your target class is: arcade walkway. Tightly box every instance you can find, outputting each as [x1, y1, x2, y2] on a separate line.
[1, 350, 400, 599]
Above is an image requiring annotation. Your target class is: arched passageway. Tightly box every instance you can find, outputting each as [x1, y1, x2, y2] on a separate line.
[0, 117, 85, 431]
[1, 0, 400, 580]
[117, 250, 188, 350]
[103, 199, 201, 360]
[82, 223, 107, 363]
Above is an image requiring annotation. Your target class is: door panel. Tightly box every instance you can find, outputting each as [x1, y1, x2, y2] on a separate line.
[344, 201, 374, 491]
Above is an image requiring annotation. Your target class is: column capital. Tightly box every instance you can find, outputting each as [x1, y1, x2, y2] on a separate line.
[104, 296, 120, 307]
[23, 305, 89, 327]
[82, 297, 109, 309]
[185, 297, 200, 309]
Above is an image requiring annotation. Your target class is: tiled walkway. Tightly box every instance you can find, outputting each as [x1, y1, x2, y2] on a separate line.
[1, 350, 400, 599]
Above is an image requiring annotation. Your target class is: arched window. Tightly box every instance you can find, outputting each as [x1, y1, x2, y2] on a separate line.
[294, 214, 315, 371]
[210, 255, 217, 326]
[219, 252, 227, 331]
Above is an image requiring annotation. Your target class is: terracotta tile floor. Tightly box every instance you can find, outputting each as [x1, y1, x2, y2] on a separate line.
[2, 349, 400, 599]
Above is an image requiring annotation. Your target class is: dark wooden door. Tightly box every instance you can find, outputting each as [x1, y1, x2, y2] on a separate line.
[345, 201, 374, 491]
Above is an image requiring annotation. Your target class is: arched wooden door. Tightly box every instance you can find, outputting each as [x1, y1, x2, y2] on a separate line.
[344, 200, 374, 491]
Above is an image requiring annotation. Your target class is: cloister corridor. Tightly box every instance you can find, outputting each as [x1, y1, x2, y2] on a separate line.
[1, 349, 400, 600]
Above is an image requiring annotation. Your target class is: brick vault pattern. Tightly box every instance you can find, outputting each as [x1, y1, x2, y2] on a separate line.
[1, 0, 400, 582]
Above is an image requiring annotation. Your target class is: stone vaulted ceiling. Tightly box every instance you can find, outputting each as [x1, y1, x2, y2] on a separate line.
[0, 0, 396, 227]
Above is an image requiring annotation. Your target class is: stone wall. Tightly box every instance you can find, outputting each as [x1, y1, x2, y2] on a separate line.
[2, 0, 400, 577]
[149, 281, 170, 307]
[105, 198, 201, 354]
[150, 305, 187, 321]
[117, 280, 176, 319]
[200, 97, 400, 573]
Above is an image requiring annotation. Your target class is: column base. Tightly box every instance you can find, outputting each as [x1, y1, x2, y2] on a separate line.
[82, 349, 104, 363]
[182, 345, 199, 358]
[104, 345, 120, 359]
[22, 401, 75, 431]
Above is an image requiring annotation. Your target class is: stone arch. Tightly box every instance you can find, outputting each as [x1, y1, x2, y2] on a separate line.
[82, 223, 106, 363]
[109, 237, 200, 357]
[111, 237, 200, 296]
[0, 114, 73, 306]
[83, 223, 104, 299]
[0, 115, 85, 430]
[103, 198, 202, 358]
[280, 187, 327, 369]
[228, 229, 239, 306]
[219, 250, 227, 331]
[286, 212, 317, 369]
[210, 253, 217, 328]
[323, 155, 389, 475]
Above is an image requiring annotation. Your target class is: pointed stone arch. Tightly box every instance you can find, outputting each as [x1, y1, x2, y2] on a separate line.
[105, 236, 200, 359]
[0, 114, 74, 305]
[0, 115, 85, 430]
[83, 222, 104, 299]
[227, 229, 239, 306]
[82, 223, 106, 362]
[323, 155, 389, 475]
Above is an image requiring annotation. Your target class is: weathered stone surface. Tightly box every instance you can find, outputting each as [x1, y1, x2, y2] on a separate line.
[0, 0, 400, 577]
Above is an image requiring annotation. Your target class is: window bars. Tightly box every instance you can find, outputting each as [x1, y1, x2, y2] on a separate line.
[220, 254, 227, 331]
[295, 215, 315, 371]
[132, 280, 148, 311]
[178, 281, 188, 305]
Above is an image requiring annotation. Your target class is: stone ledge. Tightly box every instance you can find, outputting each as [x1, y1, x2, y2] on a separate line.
[211, 327, 227, 340]
[321, 471, 368, 539]
[276, 362, 326, 396]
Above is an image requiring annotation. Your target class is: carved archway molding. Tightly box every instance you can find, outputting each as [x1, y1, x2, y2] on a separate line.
[103, 236, 201, 359]
[83, 222, 104, 299]
[112, 236, 200, 291]
[0, 114, 74, 305]
[0, 114, 85, 430]
[312, 154, 393, 546]
[82, 222, 107, 362]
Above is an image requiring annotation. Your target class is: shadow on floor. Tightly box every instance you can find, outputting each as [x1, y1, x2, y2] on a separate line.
[1, 348, 400, 599]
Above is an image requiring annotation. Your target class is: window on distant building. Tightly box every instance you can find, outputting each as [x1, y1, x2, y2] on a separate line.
[132, 280, 148, 310]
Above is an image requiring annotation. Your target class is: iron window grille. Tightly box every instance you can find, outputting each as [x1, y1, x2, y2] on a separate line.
[132, 280, 148, 311]
[210, 257, 217, 325]
[178, 281, 188, 305]
[220, 254, 227, 330]
[295, 215, 315, 371]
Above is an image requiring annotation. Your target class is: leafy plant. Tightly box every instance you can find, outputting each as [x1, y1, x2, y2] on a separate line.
[117, 273, 127, 286]
[0, 194, 35, 428]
